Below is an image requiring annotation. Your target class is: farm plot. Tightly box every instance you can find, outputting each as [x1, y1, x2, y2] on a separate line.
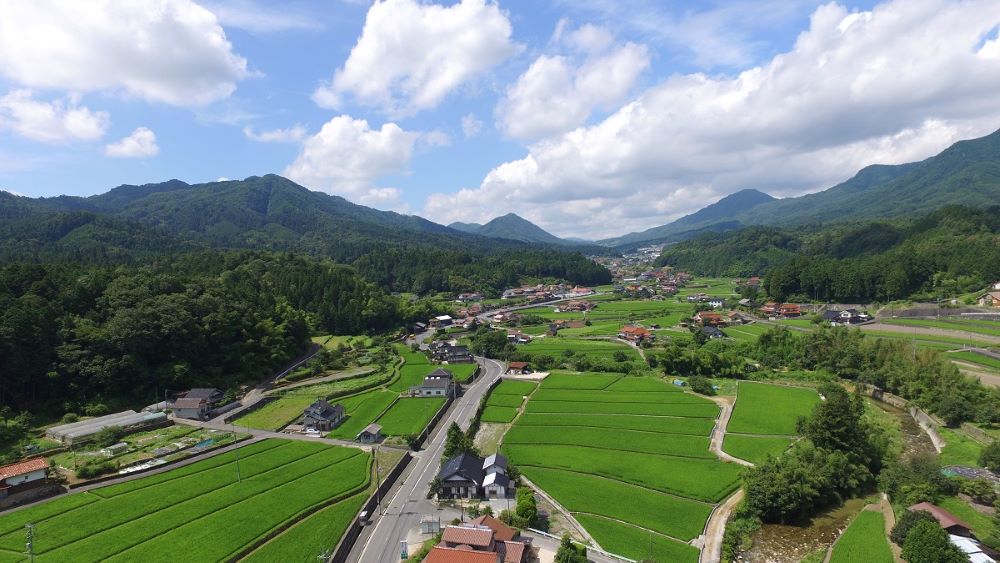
[537, 372, 621, 389]
[480, 379, 537, 423]
[532, 388, 712, 404]
[727, 382, 820, 436]
[504, 425, 713, 459]
[722, 435, 794, 465]
[493, 379, 538, 396]
[516, 413, 714, 435]
[604, 376, 682, 392]
[480, 406, 519, 423]
[575, 514, 699, 563]
[327, 390, 397, 440]
[243, 492, 367, 563]
[391, 346, 433, 392]
[0, 440, 369, 563]
[881, 318, 1000, 338]
[443, 362, 477, 383]
[375, 398, 446, 436]
[525, 399, 719, 418]
[828, 510, 893, 563]
[519, 338, 641, 361]
[949, 351, 1000, 371]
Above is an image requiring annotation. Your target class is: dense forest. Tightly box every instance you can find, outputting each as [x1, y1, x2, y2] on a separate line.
[655, 205, 1000, 302]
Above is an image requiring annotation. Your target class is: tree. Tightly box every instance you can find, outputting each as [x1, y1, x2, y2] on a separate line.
[688, 376, 715, 396]
[890, 509, 937, 546]
[555, 534, 588, 563]
[980, 441, 1000, 472]
[613, 350, 628, 362]
[442, 422, 476, 459]
[901, 520, 967, 563]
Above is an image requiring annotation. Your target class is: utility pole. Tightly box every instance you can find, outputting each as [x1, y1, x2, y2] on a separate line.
[232, 423, 242, 483]
[374, 445, 381, 515]
[25, 523, 34, 563]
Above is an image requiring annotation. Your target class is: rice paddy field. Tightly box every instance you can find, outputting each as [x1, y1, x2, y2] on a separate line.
[374, 397, 446, 436]
[480, 379, 537, 423]
[828, 510, 893, 563]
[0, 440, 370, 563]
[518, 337, 642, 361]
[500, 372, 741, 559]
[326, 390, 397, 440]
[722, 435, 794, 465]
[727, 382, 821, 436]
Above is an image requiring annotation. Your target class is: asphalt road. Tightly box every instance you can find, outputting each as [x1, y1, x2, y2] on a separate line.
[353, 355, 505, 563]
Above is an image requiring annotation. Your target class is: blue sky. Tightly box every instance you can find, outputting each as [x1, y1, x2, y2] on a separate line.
[2, 0, 1000, 238]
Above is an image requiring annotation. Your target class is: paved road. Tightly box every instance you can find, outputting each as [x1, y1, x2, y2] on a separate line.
[353, 356, 505, 563]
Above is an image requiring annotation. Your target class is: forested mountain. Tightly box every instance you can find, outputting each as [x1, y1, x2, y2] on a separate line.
[607, 128, 1000, 248]
[447, 221, 483, 233]
[0, 175, 611, 295]
[472, 213, 576, 245]
[655, 205, 1000, 302]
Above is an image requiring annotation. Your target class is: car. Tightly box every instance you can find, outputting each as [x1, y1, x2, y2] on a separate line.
[304, 428, 321, 436]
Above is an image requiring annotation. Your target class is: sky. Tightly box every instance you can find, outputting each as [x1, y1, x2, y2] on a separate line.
[1, 0, 1000, 240]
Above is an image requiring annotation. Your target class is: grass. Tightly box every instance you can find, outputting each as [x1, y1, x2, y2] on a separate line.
[481, 406, 519, 423]
[504, 425, 713, 459]
[574, 514, 699, 563]
[722, 435, 794, 464]
[523, 466, 712, 541]
[493, 380, 538, 396]
[829, 510, 893, 563]
[525, 399, 719, 418]
[0, 440, 369, 562]
[243, 492, 366, 563]
[503, 444, 740, 502]
[375, 398, 446, 436]
[539, 372, 622, 389]
[519, 338, 641, 361]
[949, 351, 1000, 371]
[516, 413, 715, 436]
[443, 362, 477, 383]
[938, 496, 996, 540]
[861, 329, 993, 348]
[938, 427, 985, 467]
[728, 382, 820, 435]
[327, 390, 397, 440]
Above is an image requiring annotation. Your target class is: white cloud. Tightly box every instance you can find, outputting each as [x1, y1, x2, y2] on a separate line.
[314, 0, 520, 116]
[243, 124, 307, 142]
[462, 113, 483, 138]
[426, 0, 1000, 238]
[105, 127, 160, 158]
[0, 0, 249, 106]
[0, 89, 109, 143]
[496, 25, 649, 140]
[284, 115, 417, 210]
[203, 0, 321, 33]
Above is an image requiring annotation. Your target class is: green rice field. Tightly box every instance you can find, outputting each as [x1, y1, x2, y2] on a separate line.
[575, 514, 699, 563]
[479, 379, 537, 424]
[243, 492, 366, 563]
[881, 318, 1000, 338]
[828, 510, 892, 563]
[722, 435, 794, 464]
[728, 382, 820, 436]
[375, 397, 446, 436]
[0, 440, 369, 563]
[327, 390, 397, 440]
[519, 337, 641, 361]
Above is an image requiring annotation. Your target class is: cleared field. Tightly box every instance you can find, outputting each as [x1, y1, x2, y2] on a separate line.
[0, 440, 369, 563]
[481, 406, 519, 423]
[313, 334, 374, 349]
[525, 399, 719, 418]
[243, 492, 366, 563]
[539, 372, 621, 389]
[828, 510, 892, 563]
[504, 425, 713, 459]
[327, 390, 397, 440]
[938, 427, 985, 467]
[523, 466, 712, 541]
[722, 435, 794, 464]
[519, 338, 641, 361]
[493, 379, 538, 396]
[516, 413, 715, 436]
[575, 514, 699, 563]
[881, 318, 1000, 338]
[503, 445, 740, 502]
[728, 382, 820, 435]
[375, 398, 446, 436]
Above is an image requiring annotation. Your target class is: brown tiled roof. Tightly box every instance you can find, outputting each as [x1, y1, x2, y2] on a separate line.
[441, 525, 495, 548]
[908, 502, 972, 530]
[498, 541, 527, 563]
[171, 397, 206, 409]
[507, 362, 528, 370]
[425, 546, 498, 563]
[469, 515, 517, 542]
[0, 457, 48, 480]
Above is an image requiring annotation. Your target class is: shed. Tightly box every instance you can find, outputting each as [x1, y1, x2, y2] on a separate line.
[909, 502, 974, 537]
[356, 423, 383, 444]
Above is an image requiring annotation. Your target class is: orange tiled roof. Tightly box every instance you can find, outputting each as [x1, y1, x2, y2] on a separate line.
[0, 457, 47, 480]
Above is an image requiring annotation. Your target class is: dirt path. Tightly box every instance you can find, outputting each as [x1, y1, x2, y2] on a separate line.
[861, 323, 1000, 345]
[708, 396, 754, 467]
[954, 362, 1000, 388]
[879, 493, 904, 563]
[699, 490, 744, 563]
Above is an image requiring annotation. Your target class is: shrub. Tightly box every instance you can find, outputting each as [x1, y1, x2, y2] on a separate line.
[62, 412, 79, 423]
[957, 477, 997, 505]
[688, 376, 716, 396]
[84, 403, 109, 416]
[901, 520, 967, 563]
[93, 425, 126, 448]
[890, 509, 937, 546]
[76, 461, 116, 479]
[980, 441, 1000, 472]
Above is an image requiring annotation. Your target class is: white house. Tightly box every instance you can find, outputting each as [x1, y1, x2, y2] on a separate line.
[0, 458, 48, 499]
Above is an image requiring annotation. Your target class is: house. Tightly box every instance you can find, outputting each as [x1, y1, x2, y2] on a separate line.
[425, 546, 499, 563]
[908, 502, 974, 537]
[430, 523, 529, 563]
[470, 515, 518, 542]
[727, 311, 746, 325]
[429, 315, 454, 328]
[618, 325, 653, 343]
[506, 362, 531, 375]
[412, 368, 455, 398]
[949, 534, 996, 563]
[694, 311, 724, 326]
[978, 291, 1000, 308]
[356, 423, 382, 444]
[0, 457, 48, 499]
[302, 400, 345, 431]
[701, 326, 726, 339]
[438, 452, 513, 499]
[760, 302, 780, 315]
[506, 330, 532, 344]
[457, 292, 484, 303]
[169, 388, 224, 420]
[779, 303, 801, 317]
[431, 343, 474, 364]
[707, 298, 725, 309]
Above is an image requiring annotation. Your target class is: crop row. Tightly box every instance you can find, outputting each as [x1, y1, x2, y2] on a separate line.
[538, 373, 621, 389]
[492, 379, 537, 396]
[603, 377, 684, 393]
[574, 514, 699, 563]
[525, 399, 719, 418]
[722, 435, 794, 465]
[243, 492, 368, 562]
[503, 425, 713, 459]
[532, 388, 712, 405]
[481, 406, 519, 423]
[515, 413, 715, 436]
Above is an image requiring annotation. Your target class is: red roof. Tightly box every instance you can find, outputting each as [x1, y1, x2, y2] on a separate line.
[0, 457, 48, 480]
[442, 526, 495, 548]
[908, 502, 972, 531]
[698, 312, 722, 319]
[498, 541, 527, 563]
[470, 515, 517, 542]
[425, 546, 498, 563]
[507, 362, 529, 370]
[620, 325, 651, 335]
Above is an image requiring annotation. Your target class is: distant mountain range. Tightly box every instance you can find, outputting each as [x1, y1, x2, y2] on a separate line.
[601, 127, 1000, 249]
[448, 213, 578, 246]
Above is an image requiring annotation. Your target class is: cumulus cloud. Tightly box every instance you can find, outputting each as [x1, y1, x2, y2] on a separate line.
[243, 124, 307, 142]
[0, 0, 249, 106]
[425, 0, 1000, 238]
[283, 115, 417, 210]
[497, 24, 649, 140]
[0, 90, 109, 143]
[105, 127, 160, 158]
[313, 0, 520, 116]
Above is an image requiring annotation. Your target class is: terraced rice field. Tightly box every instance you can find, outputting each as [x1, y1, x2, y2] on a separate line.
[243, 492, 367, 563]
[727, 382, 820, 436]
[375, 397, 446, 436]
[327, 390, 397, 440]
[501, 374, 740, 557]
[519, 338, 641, 361]
[480, 379, 537, 423]
[828, 510, 893, 563]
[0, 440, 369, 563]
[722, 435, 794, 465]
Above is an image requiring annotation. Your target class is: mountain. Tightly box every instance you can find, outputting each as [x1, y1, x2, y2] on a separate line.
[473, 213, 577, 246]
[447, 221, 483, 233]
[600, 189, 776, 248]
[604, 127, 1000, 248]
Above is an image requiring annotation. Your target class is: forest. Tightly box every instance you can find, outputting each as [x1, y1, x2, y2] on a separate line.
[655, 205, 1000, 302]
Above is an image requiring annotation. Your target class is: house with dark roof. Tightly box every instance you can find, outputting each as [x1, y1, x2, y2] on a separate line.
[506, 362, 530, 375]
[701, 326, 726, 339]
[170, 388, 224, 420]
[302, 400, 345, 431]
[438, 452, 513, 499]
[431, 344, 474, 364]
[412, 368, 456, 398]
[909, 502, 974, 537]
[356, 423, 382, 444]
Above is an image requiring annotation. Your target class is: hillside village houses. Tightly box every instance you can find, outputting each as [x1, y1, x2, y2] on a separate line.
[618, 325, 654, 343]
[978, 287, 1000, 307]
[821, 309, 872, 325]
[302, 400, 345, 431]
[438, 453, 514, 499]
[429, 341, 474, 363]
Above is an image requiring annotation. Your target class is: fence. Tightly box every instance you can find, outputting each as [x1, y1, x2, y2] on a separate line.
[328, 452, 414, 563]
[525, 528, 636, 563]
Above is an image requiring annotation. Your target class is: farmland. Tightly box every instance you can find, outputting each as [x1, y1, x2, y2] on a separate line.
[518, 337, 641, 361]
[722, 435, 794, 465]
[828, 510, 893, 563]
[0, 440, 369, 563]
[727, 382, 821, 436]
[243, 492, 367, 563]
[480, 379, 537, 423]
[500, 373, 740, 556]
[375, 397, 446, 436]
[327, 390, 397, 440]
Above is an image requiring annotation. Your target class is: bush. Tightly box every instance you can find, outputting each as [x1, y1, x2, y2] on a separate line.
[980, 441, 1000, 472]
[93, 425, 126, 448]
[901, 520, 967, 563]
[62, 412, 79, 423]
[555, 534, 587, 563]
[76, 461, 116, 479]
[688, 376, 716, 396]
[890, 509, 937, 546]
[84, 403, 109, 416]
[957, 477, 997, 505]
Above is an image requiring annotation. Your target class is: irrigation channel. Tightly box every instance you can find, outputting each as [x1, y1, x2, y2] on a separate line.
[738, 401, 935, 562]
